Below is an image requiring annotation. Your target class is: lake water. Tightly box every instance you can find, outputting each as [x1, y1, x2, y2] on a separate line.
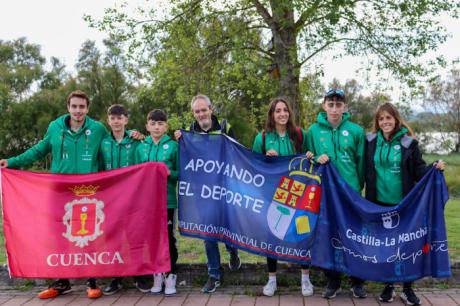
[417, 132, 458, 155]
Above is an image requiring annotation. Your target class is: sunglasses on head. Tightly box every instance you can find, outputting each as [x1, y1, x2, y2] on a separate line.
[325, 88, 345, 97]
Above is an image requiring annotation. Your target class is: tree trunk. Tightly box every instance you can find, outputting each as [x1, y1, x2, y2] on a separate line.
[270, 2, 302, 124]
[456, 106, 460, 152]
[456, 123, 460, 152]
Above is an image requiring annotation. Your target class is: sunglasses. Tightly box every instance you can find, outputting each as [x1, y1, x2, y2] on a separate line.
[325, 88, 345, 97]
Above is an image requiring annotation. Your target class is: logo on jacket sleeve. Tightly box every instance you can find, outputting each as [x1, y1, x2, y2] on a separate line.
[63, 185, 105, 248]
[267, 157, 322, 242]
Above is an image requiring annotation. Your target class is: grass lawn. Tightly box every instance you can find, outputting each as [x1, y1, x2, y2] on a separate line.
[1, 200, 459, 265]
[425, 153, 460, 197]
[175, 199, 460, 265]
[444, 198, 460, 262]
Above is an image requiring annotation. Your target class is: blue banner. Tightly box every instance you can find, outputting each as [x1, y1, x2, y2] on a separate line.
[178, 132, 451, 282]
[312, 162, 451, 282]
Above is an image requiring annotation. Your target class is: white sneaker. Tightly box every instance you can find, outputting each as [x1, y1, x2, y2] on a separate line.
[151, 273, 164, 294]
[301, 278, 314, 296]
[164, 274, 177, 295]
[263, 280, 277, 297]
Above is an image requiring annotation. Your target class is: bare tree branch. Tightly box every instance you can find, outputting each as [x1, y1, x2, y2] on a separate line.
[249, 0, 275, 30]
[132, 0, 203, 28]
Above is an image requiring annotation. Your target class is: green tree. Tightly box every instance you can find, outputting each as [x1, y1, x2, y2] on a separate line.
[87, 0, 459, 123]
[0, 38, 45, 109]
[40, 57, 68, 90]
[76, 38, 133, 120]
[0, 80, 77, 161]
[125, 13, 280, 146]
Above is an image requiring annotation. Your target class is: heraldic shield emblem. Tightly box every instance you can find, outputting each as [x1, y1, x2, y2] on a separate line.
[63, 185, 105, 248]
[267, 157, 322, 243]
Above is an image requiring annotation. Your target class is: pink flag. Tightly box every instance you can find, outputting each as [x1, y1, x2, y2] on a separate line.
[1, 162, 171, 278]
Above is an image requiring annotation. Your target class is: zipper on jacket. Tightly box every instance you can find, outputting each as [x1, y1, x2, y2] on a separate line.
[110, 142, 113, 170]
[74, 139, 78, 173]
[148, 143, 154, 161]
[118, 145, 122, 167]
[331, 130, 337, 161]
[155, 144, 160, 162]
[60, 131, 66, 161]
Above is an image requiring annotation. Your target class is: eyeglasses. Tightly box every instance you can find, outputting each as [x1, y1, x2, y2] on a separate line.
[325, 88, 345, 98]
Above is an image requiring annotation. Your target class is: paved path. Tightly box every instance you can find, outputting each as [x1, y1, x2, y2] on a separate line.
[0, 287, 459, 305]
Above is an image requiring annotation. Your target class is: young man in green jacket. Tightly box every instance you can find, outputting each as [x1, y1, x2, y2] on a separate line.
[0, 90, 108, 299]
[306, 88, 367, 300]
[98, 104, 153, 295]
[99, 104, 140, 171]
[135, 109, 179, 295]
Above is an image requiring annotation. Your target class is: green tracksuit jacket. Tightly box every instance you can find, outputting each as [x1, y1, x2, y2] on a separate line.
[99, 131, 140, 170]
[135, 135, 178, 208]
[306, 112, 365, 193]
[373, 128, 407, 204]
[7, 114, 108, 174]
[252, 129, 308, 155]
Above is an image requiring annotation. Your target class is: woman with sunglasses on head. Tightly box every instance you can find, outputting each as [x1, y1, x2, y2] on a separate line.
[365, 102, 445, 305]
[252, 97, 313, 297]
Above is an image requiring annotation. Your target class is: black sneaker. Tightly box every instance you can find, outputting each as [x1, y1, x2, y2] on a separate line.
[103, 279, 122, 296]
[87, 278, 97, 289]
[135, 277, 151, 293]
[49, 279, 71, 294]
[322, 283, 341, 299]
[37, 279, 72, 299]
[379, 284, 396, 303]
[228, 251, 241, 271]
[53, 279, 71, 293]
[201, 277, 221, 293]
[401, 288, 421, 305]
[351, 284, 367, 298]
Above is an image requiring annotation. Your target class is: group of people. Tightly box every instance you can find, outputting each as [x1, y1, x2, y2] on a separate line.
[0, 89, 445, 306]
[252, 89, 445, 306]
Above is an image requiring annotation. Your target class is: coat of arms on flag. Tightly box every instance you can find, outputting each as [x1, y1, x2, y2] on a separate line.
[62, 185, 105, 248]
[267, 157, 322, 242]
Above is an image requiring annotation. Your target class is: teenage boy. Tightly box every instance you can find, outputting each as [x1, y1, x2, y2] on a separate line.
[100, 104, 140, 171]
[0, 90, 108, 299]
[135, 109, 179, 295]
[174, 95, 241, 294]
[99, 104, 152, 295]
[306, 88, 367, 299]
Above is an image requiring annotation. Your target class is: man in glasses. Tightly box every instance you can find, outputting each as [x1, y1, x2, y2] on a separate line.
[306, 88, 367, 299]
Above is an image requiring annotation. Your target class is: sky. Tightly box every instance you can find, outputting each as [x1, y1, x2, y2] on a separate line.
[1, 0, 459, 104]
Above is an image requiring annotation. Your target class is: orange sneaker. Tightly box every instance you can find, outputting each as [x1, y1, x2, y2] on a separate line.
[37, 279, 72, 299]
[37, 288, 60, 299]
[87, 287, 103, 299]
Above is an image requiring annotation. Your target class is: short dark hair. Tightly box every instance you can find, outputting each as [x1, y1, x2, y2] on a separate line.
[107, 104, 128, 117]
[67, 90, 90, 106]
[147, 109, 167, 122]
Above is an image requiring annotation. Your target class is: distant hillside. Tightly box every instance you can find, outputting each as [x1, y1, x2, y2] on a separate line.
[409, 111, 452, 131]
